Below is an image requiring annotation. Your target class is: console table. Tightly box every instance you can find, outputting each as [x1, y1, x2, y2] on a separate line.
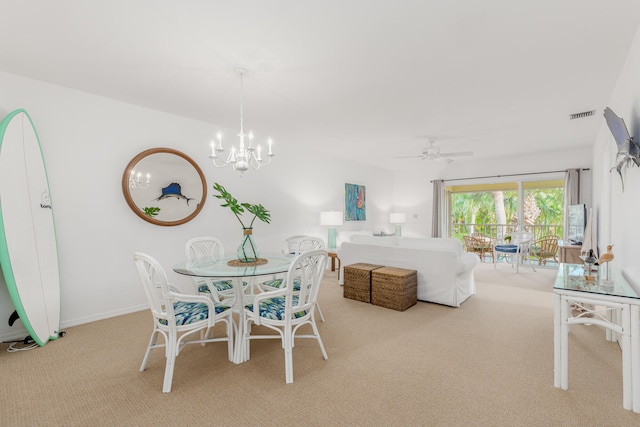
[553, 263, 640, 412]
[557, 240, 582, 264]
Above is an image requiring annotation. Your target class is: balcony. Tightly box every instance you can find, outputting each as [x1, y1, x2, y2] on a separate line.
[451, 223, 561, 267]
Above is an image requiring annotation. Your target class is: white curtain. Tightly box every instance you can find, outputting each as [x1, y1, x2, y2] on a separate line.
[563, 169, 580, 241]
[432, 180, 444, 238]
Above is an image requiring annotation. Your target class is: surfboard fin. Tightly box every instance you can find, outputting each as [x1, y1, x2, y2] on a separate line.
[8, 310, 20, 327]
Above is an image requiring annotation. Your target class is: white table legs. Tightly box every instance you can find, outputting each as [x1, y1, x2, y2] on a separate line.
[553, 294, 562, 388]
[231, 277, 247, 364]
[632, 304, 640, 412]
[554, 293, 635, 411]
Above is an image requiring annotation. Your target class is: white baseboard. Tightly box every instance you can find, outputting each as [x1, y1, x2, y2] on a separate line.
[0, 303, 149, 343]
[59, 303, 149, 329]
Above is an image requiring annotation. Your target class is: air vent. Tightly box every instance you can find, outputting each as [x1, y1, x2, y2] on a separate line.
[569, 110, 596, 120]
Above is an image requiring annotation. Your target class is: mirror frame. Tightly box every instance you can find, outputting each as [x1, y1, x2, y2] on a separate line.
[122, 148, 207, 226]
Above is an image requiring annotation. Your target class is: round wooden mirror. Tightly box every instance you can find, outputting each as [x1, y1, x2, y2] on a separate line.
[122, 148, 207, 226]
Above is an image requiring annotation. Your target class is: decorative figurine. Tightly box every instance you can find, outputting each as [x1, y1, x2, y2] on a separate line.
[598, 244, 615, 285]
[603, 107, 639, 192]
[583, 249, 597, 282]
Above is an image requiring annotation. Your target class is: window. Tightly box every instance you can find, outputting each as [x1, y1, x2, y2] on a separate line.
[447, 180, 564, 242]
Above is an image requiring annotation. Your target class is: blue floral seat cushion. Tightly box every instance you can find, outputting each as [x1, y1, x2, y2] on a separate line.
[198, 280, 247, 294]
[261, 278, 302, 291]
[495, 244, 518, 253]
[159, 301, 231, 326]
[245, 296, 308, 320]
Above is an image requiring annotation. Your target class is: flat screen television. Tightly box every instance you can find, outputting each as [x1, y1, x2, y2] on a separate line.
[567, 204, 586, 245]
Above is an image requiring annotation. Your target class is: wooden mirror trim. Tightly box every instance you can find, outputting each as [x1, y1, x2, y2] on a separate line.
[121, 148, 207, 226]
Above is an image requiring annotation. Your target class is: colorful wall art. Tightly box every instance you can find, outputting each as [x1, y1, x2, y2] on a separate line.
[345, 183, 366, 221]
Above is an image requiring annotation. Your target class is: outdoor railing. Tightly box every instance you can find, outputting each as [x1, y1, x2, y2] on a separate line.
[450, 223, 562, 243]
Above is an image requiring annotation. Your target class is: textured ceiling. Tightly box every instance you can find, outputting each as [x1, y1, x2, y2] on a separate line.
[1, 1, 639, 170]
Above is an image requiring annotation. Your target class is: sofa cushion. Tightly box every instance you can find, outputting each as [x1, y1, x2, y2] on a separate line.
[338, 230, 374, 247]
[397, 237, 463, 254]
[350, 235, 399, 246]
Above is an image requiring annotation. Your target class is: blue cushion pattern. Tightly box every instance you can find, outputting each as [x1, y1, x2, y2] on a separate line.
[245, 296, 308, 320]
[495, 244, 518, 253]
[261, 278, 302, 291]
[159, 301, 230, 326]
[198, 280, 246, 294]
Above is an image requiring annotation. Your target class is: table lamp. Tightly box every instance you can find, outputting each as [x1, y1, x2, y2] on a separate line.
[390, 212, 406, 237]
[320, 211, 343, 250]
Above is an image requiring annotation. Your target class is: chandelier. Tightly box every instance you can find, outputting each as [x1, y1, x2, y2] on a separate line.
[209, 67, 274, 174]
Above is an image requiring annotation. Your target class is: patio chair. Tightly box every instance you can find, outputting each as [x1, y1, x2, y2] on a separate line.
[243, 249, 328, 383]
[464, 234, 494, 262]
[493, 231, 536, 273]
[133, 252, 234, 393]
[531, 235, 559, 266]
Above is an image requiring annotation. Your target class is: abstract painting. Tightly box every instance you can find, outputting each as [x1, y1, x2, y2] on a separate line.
[345, 183, 366, 221]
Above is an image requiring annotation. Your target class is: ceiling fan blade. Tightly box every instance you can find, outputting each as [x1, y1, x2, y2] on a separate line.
[395, 155, 425, 159]
[438, 151, 474, 157]
[436, 157, 454, 164]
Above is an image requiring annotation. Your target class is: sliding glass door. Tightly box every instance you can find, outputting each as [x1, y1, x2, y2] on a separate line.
[447, 179, 564, 243]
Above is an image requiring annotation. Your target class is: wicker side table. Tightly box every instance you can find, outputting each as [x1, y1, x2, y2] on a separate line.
[343, 263, 385, 303]
[371, 267, 417, 311]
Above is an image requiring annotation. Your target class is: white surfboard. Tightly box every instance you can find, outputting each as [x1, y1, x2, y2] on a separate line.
[0, 109, 61, 346]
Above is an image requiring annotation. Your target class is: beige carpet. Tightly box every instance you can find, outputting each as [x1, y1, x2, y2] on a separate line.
[1, 263, 638, 426]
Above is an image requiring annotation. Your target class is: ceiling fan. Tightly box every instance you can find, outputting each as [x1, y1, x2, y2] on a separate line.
[396, 138, 474, 163]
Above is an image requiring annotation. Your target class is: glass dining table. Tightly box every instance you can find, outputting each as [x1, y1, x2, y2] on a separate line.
[173, 254, 293, 364]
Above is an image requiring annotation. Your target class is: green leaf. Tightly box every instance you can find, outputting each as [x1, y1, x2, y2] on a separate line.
[212, 182, 270, 229]
[142, 206, 161, 217]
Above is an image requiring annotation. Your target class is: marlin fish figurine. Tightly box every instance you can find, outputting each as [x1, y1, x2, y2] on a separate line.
[603, 107, 640, 191]
[154, 182, 195, 205]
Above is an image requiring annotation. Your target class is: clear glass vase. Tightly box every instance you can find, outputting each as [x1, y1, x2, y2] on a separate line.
[237, 228, 259, 263]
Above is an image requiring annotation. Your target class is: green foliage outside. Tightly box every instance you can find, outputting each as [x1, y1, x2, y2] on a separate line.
[450, 187, 564, 240]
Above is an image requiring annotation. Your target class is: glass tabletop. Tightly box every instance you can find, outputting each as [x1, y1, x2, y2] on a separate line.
[173, 253, 292, 278]
[554, 263, 640, 299]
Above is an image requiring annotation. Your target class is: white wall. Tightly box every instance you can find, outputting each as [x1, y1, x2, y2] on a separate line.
[393, 148, 593, 237]
[0, 71, 393, 340]
[592, 25, 640, 288]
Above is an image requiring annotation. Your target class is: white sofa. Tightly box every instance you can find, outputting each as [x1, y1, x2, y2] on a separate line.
[337, 236, 479, 307]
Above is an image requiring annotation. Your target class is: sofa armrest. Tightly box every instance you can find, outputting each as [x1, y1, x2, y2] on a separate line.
[459, 252, 480, 273]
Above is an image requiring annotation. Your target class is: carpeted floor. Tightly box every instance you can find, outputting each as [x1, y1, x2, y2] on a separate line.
[1, 263, 638, 426]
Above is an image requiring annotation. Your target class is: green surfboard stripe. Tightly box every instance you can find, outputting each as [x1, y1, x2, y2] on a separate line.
[0, 108, 61, 346]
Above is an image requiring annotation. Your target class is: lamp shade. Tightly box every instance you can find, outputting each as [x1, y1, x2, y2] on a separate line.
[389, 212, 406, 224]
[320, 211, 343, 226]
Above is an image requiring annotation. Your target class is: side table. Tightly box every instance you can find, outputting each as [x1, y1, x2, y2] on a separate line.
[328, 251, 340, 272]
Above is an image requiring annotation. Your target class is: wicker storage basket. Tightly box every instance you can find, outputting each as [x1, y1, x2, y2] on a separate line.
[371, 267, 417, 311]
[343, 263, 385, 303]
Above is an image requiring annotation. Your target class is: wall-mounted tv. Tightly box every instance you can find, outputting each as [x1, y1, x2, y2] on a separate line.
[567, 204, 586, 245]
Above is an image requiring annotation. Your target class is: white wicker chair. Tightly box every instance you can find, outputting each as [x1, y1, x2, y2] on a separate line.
[243, 249, 329, 383]
[185, 237, 249, 303]
[262, 235, 326, 321]
[493, 231, 536, 273]
[133, 252, 234, 393]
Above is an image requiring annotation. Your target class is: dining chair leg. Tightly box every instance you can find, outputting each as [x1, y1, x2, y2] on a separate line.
[311, 318, 328, 360]
[316, 302, 326, 322]
[162, 340, 177, 393]
[140, 330, 159, 371]
[284, 329, 294, 384]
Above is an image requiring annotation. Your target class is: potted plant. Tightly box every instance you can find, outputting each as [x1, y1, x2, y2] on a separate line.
[212, 182, 271, 263]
